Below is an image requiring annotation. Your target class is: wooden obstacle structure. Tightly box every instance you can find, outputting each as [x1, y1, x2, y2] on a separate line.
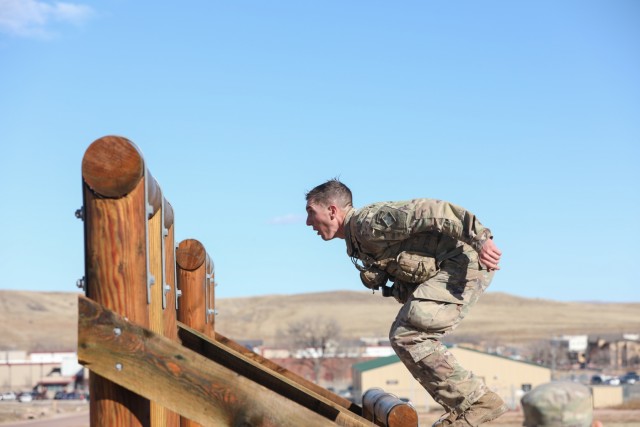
[77, 136, 418, 427]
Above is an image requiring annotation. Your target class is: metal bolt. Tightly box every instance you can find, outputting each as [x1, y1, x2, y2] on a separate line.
[115, 363, 123, 371]
[74, 207, 84, 221]
[76, 277, 86, 291]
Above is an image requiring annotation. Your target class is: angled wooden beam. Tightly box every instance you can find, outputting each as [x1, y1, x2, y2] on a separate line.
[177, 324, 369, 427]
[212, 331, 361, 415]
[78, 295, 339, 427]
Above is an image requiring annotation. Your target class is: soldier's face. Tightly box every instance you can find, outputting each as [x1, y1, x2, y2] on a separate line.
[306, 201, 338, 240]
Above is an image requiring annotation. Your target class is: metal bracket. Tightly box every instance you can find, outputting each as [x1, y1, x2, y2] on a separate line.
[160, 189, 170, 310]
[205, 259, 216, 324]
[144, 167, 155, 305]
[174, 242, 181, 311]
[205, 268, 211, 324]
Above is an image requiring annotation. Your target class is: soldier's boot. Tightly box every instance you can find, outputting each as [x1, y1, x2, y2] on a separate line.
[455, 391, 508, 426]
[431, 412, 457, 427]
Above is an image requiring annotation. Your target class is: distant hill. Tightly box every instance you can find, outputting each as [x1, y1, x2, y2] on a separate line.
[1, 290, 639, 352]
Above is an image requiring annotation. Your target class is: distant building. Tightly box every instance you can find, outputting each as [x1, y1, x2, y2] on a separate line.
[0, 350, 84, 393]
[587, 334, 640, 370]
[352, 346, 552, 411]
[551, 335, 589, 368]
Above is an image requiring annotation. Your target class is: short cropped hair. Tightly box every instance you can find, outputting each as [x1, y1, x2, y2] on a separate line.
[305, 179, 353, 209]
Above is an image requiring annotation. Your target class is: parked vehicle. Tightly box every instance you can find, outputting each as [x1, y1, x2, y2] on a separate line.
[621, 371, 639, 384]
[0, 392, 16, 401]
[591, 374, 624, 386]
[54, 391, 87, 400]
[607, 377, 621, 386]
[17, 392, 33, 403]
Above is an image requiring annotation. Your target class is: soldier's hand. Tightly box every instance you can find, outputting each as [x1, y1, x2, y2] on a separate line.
[479, 239, 501, 271]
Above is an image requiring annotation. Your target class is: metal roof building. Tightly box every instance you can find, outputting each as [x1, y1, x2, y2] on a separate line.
[353, 346, 552, 411]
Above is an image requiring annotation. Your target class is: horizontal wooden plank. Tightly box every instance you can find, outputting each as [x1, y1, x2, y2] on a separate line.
[78, 295, 337, 427]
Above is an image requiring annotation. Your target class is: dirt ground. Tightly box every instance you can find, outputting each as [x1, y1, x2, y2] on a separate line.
[0, 401, 89, 424]
[2, 401, 639, 426]
[420, 408, 640, 427]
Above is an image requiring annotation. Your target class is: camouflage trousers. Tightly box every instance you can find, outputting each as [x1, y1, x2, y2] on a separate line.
[389, 264, 494, 415]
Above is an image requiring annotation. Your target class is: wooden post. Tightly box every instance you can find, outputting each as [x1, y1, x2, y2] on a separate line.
[176, 239, 214, 337]
[162, 201, 180, 427]
[82, 135, 152, 427]
[175, 238, 214, 427]
[148, 195, 179, 427]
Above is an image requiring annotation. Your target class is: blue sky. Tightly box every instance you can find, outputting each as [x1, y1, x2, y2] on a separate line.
[0, 1, 638, 302]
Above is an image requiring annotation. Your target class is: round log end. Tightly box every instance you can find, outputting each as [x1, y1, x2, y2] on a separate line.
[176, 239, 207, 271]
[164, 199, 175, 229]
[387, 404, 418, 426]
[82, 135, 145, 198]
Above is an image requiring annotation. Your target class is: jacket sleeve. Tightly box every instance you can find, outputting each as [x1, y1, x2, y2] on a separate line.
[408, 199, 492, 253]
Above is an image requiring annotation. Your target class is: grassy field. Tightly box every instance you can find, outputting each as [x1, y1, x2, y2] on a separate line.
[2, 289, 640, 352]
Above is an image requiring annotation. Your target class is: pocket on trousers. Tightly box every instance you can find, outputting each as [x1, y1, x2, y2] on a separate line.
[407, 299, 463, 334]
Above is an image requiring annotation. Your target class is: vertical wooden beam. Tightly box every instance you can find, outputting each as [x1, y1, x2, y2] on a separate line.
[148, 200, 168, 427]
[82, 136, 152, 427]
[175, 238, 212, 427]
[176, 239, 213, 337]
[163, 201, 180, 427]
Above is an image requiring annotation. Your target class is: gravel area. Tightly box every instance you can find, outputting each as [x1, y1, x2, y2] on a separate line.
[0, 401, 88, 425]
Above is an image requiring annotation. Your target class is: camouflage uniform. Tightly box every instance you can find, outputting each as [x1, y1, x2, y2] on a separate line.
[343, 199, 494, 414]
[521, 381, 593, 427]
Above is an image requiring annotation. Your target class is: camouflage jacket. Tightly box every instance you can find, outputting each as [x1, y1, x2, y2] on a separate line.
[343, 199, 493, 302]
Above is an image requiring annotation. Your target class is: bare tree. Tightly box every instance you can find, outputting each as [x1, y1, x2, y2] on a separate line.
[277, 316, 341, 383]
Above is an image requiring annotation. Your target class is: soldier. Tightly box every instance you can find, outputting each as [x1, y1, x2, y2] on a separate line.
[521, 381, 603, 427]
[305, 179, 507, 426]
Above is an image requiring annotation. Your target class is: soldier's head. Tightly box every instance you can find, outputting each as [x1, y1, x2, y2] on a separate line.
[521, 381, 601, 427]
[305, 179, 353, 240]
